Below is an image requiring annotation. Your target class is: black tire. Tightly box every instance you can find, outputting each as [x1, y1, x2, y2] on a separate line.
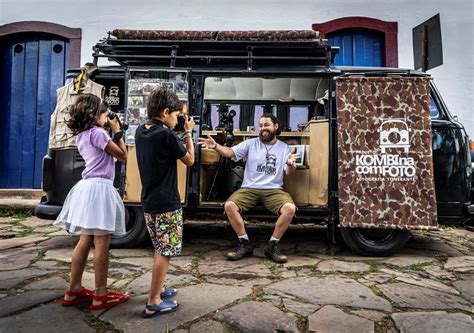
[111, 205, 149, 248]
[340, 227, 411, 256]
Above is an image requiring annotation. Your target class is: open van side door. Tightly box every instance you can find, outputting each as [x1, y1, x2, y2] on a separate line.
[335, 75, 438, 231]
[122, 68, 191, 206]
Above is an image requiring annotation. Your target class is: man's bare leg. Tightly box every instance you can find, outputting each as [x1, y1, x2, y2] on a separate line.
[266, 203, 296, 263]
[272, 203, 296, 239]
[224, 201, 246, 236]
[224, 201, 253, 260]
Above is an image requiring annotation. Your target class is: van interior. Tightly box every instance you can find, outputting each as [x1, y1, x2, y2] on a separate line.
[198, 76, 330, 208]
[123, 73, 330, 209]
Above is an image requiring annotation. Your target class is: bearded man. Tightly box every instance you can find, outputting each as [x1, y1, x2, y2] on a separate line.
[198, 113, 299, 263]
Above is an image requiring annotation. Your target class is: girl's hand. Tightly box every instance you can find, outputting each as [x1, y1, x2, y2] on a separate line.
[108, 117, 120, 133]
[184, 115, 196, 132]
[198, 135, 217, 149]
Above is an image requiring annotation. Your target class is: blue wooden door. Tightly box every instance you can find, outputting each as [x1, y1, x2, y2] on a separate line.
[328, 29, 385, 67]
[0, 36, 69, 188]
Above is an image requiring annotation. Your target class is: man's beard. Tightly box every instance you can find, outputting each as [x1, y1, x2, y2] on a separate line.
[259, 129, 276, 143]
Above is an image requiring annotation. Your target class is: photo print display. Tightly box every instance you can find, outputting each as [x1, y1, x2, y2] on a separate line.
[288, 145, 306, 167]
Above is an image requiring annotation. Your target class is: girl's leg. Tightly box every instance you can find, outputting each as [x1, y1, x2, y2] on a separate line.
[146, 253, 170, 312]
[92, 234, 111, 303]
[65, 233, 93, 301]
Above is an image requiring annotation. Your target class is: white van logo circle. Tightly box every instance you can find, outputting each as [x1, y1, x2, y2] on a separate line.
[355, 118, 416, 182]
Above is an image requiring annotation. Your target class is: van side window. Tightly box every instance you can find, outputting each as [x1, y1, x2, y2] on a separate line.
[430, 96, 440, 118]
[289, 106, 309, 131]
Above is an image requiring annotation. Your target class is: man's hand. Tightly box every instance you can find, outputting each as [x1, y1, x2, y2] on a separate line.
[198, 135, 217, 149]
[184, 115, 196, 132]
[287, 152, 300, 167]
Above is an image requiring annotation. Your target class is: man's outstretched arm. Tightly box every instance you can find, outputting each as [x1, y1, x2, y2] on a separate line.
[198, 135, 235, 158]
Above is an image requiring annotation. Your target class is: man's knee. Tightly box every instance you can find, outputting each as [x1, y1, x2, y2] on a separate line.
[280, 203, 296, 217]
[224, 201, 239, 214]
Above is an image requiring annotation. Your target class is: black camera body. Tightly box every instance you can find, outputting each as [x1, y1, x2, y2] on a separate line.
[107, 111, 129, 131]
[216, 109, 236, 132]
[175, 115, 199, 132]
[216, 109, 236, 146]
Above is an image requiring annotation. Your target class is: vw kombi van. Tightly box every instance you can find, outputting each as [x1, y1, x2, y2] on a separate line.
[36, 30, 473, 256]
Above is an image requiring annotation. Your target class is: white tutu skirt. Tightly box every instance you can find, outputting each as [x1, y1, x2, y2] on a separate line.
[54, 178, 126, 236]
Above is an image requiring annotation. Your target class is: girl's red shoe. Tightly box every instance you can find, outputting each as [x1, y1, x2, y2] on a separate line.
[88, 291, 129, 311]
[60, 287, 94, 307]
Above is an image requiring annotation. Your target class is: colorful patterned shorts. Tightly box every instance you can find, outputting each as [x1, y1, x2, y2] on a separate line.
[144, 208, 183, 256]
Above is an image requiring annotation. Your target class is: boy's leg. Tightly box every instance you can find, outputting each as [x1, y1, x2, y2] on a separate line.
[92, 234, 111, 301]
[66, 233, 93, 300]
[144, 210, 182, 313]
[147, 254, 170, 309]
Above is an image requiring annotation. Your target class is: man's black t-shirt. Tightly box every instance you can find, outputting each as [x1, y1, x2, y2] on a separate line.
[135, 119, 187, 214]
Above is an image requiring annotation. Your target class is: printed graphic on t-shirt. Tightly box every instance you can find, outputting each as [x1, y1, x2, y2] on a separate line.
[256, 153, 277, 175]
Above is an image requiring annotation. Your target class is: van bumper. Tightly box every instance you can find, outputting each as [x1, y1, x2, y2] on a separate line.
[467, 204, 474, 216]
[35, 199, 62, 220]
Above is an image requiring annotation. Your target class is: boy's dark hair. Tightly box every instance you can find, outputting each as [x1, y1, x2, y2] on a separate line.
[260, 113, 282, 135]
[67, 94, 109, 135]
[147, 86, 182, 119]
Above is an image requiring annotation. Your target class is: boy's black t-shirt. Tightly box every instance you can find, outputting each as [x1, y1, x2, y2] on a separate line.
[135, 119, 187, 214]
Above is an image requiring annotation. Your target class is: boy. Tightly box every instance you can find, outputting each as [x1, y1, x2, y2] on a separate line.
[135, 86, 195, 318]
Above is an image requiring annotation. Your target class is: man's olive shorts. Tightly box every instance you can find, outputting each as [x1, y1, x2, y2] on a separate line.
[227, 188, 295, 215]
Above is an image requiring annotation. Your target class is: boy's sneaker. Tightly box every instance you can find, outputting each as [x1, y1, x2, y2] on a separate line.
[264, 240, 287, 263]
[226, 239, 253, 261]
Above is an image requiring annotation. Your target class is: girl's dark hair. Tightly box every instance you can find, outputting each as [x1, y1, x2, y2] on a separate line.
[261, 113, 282, 135]
[67, 94, 109, 135]
[147, 86, 182, 119]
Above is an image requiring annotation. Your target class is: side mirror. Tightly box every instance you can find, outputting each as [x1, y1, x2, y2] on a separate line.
[453, 115, 459, 122]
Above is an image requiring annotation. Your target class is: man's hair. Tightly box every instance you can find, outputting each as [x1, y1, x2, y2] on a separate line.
[260, 113, 282, 135]
[67, 94, 109, 135]
[147, 86, 182, 119]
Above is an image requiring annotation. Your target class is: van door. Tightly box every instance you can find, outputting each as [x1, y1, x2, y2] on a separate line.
[335, 76, 438, 255]
[123, 68, 191, 206]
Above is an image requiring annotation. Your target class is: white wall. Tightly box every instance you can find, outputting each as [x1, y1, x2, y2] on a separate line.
[1, 0, 473, 135]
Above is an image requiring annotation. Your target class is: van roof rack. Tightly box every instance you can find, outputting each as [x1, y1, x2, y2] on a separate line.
[93, 29, 338, 70]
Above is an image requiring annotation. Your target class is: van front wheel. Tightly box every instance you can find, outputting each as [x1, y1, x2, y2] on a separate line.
[340, 227, 411, 256]
[111, 206, 149, 248]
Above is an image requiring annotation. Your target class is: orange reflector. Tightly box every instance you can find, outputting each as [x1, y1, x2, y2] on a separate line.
[469, 139, 474, 150]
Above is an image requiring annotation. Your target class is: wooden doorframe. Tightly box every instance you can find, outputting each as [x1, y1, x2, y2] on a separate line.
[0, 21, 81, 67]
[313, 17, 398, 68]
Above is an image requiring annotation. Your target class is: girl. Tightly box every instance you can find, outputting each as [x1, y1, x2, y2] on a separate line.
[54, 94, 129, 310]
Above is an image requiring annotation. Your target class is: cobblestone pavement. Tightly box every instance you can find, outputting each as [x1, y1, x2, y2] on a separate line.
[0, 214, 472, 332]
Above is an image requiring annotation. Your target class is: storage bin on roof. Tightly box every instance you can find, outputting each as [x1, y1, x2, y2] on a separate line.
[110, 29, 320, 41]
[94, 29, 337, 69]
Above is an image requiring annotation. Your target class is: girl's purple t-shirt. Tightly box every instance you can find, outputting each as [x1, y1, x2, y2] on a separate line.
[77, 126, 114, 180]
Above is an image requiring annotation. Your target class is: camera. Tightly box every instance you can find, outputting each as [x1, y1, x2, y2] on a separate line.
[216, 109, 236, 132]
[107, 111, 129, 131]
[216, 109, 236, 146]
[175, 114, 198, 132]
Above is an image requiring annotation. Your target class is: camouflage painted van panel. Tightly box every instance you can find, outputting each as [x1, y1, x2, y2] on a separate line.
[336, 77, 438, 230]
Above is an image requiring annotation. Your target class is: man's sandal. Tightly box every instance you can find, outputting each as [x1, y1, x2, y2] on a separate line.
[88, 291, 129, 311]
[60, 287, 94, 307]
[160, 287, 177, 299]
[141, 300, 179, 319]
